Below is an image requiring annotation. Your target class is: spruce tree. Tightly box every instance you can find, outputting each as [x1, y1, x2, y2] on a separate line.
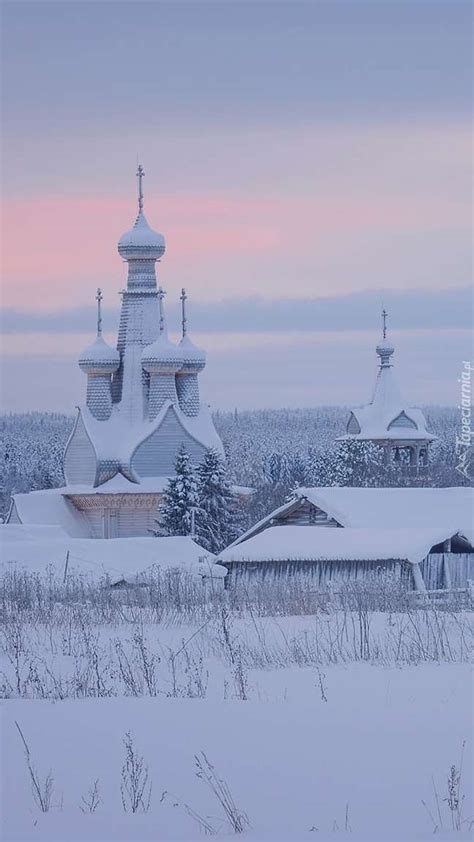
[195, 449, 237, 553]
[158, 445, 199, 536]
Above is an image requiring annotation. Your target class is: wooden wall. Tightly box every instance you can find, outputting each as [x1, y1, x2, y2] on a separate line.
[63, 413, 97, 486]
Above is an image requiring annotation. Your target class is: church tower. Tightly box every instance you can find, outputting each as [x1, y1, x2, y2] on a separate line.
[337, 310, 436, 469]
[60, 166, 224, 536]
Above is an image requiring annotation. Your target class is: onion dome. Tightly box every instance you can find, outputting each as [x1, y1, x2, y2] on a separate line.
[79, 334, 120, 373]
[179, 334, 206, 373]
[141, 333, 183, 374]
[177, 288, 206, 372]
[376, 337, 395, 363]
[118, 165, 165, 261]
[118, 210, 165, 261]
[79, 289, 120, 374]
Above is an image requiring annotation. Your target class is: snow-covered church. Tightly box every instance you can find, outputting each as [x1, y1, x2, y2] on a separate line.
[9, 167, 224, 539]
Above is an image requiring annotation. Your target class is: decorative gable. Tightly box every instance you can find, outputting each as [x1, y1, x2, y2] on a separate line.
[131, 404, 207, 477]
[388, 411, 417, 430]
[346, 412, 361, 434]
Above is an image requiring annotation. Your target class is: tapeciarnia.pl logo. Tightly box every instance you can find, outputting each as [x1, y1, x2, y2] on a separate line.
[455, 361, 473, 480]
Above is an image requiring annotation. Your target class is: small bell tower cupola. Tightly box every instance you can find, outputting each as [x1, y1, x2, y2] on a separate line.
[337, 309, 436, 471]
[78, 288, 120, 420]
[176, 288, 206, 417]
[141, 287, 184, 419]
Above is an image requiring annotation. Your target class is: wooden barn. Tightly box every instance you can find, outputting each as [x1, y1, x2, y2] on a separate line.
[218, 487, 474, 591]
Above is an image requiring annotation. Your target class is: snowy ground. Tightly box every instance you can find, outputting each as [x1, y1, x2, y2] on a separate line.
[0, 578, 472, 841]
[2, 663, 472, 841]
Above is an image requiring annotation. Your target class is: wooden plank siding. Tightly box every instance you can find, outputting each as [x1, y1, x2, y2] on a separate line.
[224, 558, 414, 589]
[273, 499, 341, 528]
[63, 413, 97, 486]
[131, 406, 207, 477]
[420, 553, 474, 590]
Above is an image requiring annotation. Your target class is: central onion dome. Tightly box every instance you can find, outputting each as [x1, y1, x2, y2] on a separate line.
[79, 334, 120, 374]
[141, 333, 183, 374]
[118, 210, 166, 261]
[179, 334, 206, 373]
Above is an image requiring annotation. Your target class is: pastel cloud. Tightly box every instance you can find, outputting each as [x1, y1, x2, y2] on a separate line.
[3, 181, 470, 311]
[3, 328, 471, 412]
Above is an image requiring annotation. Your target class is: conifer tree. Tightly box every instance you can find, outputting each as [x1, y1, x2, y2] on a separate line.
[195, 448, 238, 553]
[158, 445, 199, 536]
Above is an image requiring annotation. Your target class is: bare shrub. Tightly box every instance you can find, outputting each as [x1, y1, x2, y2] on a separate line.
[195, 751, 250, 833]
[15, 721, 54, 812]
[422, 742, 472, 833]
[80, 778, 101, 813]
[120, 731, 152, 813]
[161, 790, 217, 835]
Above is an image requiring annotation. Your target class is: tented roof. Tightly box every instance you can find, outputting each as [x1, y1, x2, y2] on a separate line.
[339, 360, 435, 442]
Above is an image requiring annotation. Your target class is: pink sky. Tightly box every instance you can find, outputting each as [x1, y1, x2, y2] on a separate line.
[2, 3, 471, 409]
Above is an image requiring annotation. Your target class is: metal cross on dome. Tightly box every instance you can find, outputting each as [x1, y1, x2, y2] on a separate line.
[136, 164, 145, 213]
[158, 285, 166, 334]
[96, 287, 103, 337]
[382, 308, 388, 340]
[180, 288, 187, 337]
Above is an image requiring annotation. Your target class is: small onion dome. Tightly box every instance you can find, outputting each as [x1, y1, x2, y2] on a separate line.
[118, 210, 166, 261]
[141, 334, 183, 374]
[178, 334, 206, 373]
[376, 338, 395, 361]
[79, 335, 120, 373]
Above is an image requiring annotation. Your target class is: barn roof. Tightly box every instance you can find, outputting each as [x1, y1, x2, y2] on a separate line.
[219, 525, 462, 566]
[227, 486, 474, 550]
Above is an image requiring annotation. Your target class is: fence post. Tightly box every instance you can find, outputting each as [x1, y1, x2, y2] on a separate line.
[63, 550, 70, 584]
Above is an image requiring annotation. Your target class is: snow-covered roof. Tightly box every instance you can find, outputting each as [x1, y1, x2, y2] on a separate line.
[142, 331, 184, 369]
[118, 210, 166, 260]
[79, 335, 120, 370]
[63, 475, 170, 496]
[9, 489, 91, 537]
[1, 524, 70, 542]
[179, 334, 206, 369]
[0, 530, 225, 582]
[338, 327, 435, 443]
[339, 366, 435, 442]
[228, 486, 474, 550]
[297, 487, 474, 543]
[78, 399, 224, 484]
[218, 525, 459, 566]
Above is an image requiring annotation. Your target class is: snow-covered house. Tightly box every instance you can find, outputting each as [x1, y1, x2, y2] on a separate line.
[0, 525, 226, 584]
[337, 310, 436, 468]
[8, 166, 224, 539]
[218, 487, 474, 590]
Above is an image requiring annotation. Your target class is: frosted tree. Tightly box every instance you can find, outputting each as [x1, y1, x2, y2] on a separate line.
[195, 449, 238, 553]
[158, 445, 200, 536]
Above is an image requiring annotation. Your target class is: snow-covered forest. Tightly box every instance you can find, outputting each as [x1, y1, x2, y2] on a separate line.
[0, 406, 467, 522]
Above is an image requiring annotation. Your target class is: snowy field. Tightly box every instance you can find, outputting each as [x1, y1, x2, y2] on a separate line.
[1, 571, 472, 841]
